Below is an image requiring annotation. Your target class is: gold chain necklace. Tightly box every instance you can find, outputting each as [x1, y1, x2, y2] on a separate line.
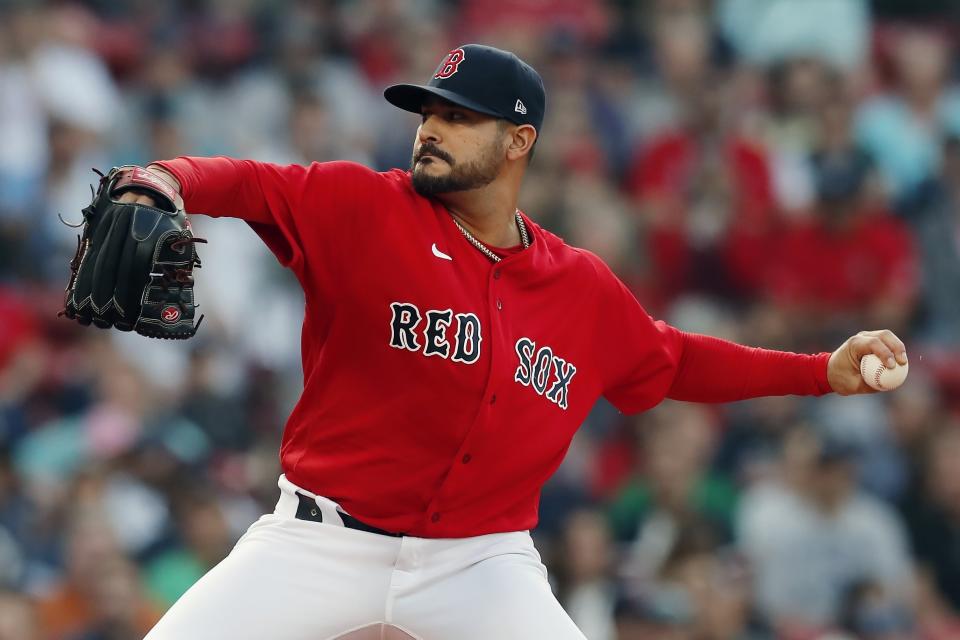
[449, 210, 530, 263]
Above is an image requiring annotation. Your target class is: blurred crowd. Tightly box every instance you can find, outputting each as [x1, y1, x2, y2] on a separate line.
[0, 0, 959, 639]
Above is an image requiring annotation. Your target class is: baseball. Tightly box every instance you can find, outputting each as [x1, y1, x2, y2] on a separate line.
[860, 353, 908, 391]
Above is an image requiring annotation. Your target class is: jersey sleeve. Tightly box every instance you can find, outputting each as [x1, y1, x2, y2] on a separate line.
[151, 157, 382, 277]
[591, 256, 832, 414]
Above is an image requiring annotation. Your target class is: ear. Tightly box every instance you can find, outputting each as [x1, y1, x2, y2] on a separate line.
[505, 124, 537, 162]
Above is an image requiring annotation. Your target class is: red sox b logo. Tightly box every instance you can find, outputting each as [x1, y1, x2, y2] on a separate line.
[434, 48, 466, 79]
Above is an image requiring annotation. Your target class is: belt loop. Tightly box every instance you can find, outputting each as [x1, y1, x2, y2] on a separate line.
[315, 496, 345, 527]
[275, 482, 300, 518]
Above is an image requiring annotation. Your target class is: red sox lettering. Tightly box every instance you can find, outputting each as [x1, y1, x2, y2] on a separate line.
[389, 302, 482, 364]
[389, 302, 577, 410]
[513, 338, 577, 411]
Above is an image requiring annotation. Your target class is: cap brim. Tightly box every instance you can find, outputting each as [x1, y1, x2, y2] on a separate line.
[383, 84, 504, 120]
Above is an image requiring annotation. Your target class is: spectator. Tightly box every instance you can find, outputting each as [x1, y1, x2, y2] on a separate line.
[904, 136, 960, 346]
[622, 6, 713, 146]
[144, 491, 234, 608]
[455, 0, 611, 51]
[856, 26, 960, 201]
[904, 423, 960, 613]
[718, 0, 870, 71]
[837, 580, 914, 640]
[760, 57, 840, 215]
[36, 508, 160, 640]
[0, 590, 39, 640]
[887, 372, 948, 507]
[0, 2, 955, 636]
[608, 402, 737, 550]
[0, 286, 43, 431]
[738, 428, 913, 635]
[657, 526, 752, 640]
[764, 97, 918, 342]
[713, 395, 803, 486]
[555, 509, 617, 640]
[626, 67, 777, 301]
[68, 555, 161, 640]
[615, 519, 753, 640]
[913, 566, 960, 640]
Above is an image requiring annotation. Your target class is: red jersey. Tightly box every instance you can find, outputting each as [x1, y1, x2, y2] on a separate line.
[156, 157, 831, 537]
[627, 131, 774, 229]
[625, 131, 777, 301]
[765, 212, 918, 310]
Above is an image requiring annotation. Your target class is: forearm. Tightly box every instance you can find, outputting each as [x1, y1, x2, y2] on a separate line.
[149, 156, 281, 225]
[665, 329, 833, 403]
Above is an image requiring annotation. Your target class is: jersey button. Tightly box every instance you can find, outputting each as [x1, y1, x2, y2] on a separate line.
[431, 512, 441, 523]
[493, 269, 501, 280]
[496, 299, 503, 310]
[462, 454, 472, 464]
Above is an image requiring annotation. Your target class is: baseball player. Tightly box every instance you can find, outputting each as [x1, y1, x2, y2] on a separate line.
[101, 45, 907, 639]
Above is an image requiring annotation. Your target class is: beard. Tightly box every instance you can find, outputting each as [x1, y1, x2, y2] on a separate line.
[410, 140, 505, 196]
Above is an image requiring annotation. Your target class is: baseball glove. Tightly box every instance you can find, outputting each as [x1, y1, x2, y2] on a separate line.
[60, 166, 206, 339]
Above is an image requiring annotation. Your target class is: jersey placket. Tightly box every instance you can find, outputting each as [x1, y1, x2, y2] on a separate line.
[421, 257, 514, 532]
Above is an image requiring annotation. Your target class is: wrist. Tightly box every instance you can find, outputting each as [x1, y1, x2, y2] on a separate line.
[145, 163, 182, 195]
[110, 165, 183, 212]
[818, 351, 835, 394]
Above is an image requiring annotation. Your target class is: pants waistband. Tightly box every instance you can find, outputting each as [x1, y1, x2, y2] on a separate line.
[276, 474, 403, 537]
[294, 492, 403, 537]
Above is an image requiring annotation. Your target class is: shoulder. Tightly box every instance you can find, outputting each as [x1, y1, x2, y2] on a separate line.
[529, 223, 609, 279]
[303, 161, 399, 184]
[530, 230, 637, 309]
[302, 163, 420, 201]
[566, 243, 622, 290]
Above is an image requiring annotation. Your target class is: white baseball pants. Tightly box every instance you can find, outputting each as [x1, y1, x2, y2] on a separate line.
[144, 475, 587, 640]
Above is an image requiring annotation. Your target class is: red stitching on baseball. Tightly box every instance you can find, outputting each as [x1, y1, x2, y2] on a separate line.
[861, 356, 886, 389]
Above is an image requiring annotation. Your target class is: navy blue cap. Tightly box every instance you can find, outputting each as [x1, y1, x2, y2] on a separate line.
[384, 44, 545, 133]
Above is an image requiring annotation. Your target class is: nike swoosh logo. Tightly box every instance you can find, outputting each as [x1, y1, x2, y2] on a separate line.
[432, 243, 452, 261]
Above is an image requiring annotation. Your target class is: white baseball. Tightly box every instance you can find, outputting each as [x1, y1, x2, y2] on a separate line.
[860, 353, 908, 391]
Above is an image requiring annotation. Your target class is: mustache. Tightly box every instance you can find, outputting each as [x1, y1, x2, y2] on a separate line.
[415, 143, 455, 165]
